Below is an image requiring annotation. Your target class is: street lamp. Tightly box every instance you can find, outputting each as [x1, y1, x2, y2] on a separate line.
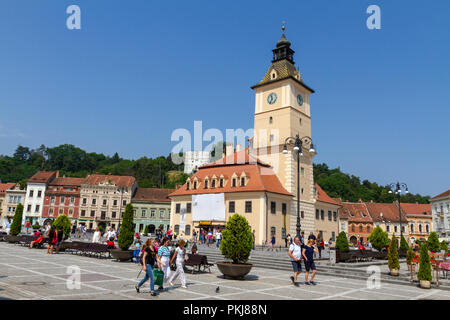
[388, 182, 409, 240]
[282, 135, 316, 238]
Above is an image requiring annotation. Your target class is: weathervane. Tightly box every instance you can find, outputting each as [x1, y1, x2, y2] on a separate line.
[282, 20, 286, 33]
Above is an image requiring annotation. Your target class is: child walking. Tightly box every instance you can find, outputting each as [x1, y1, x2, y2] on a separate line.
[168, 240, 187, 289]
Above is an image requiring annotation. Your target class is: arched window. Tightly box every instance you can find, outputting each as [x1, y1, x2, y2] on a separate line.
[351, 225, 355, 232]
[359, 225, 363, 233]
[425, 224, 429, 233]
[419, 224, 423, 233]
[367, 226, 371, 233]
[410, 223, 414, 233]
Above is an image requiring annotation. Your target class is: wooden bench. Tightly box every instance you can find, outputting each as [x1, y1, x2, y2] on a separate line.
[201, 255, 214, 273]
[185, 254, 203, 274]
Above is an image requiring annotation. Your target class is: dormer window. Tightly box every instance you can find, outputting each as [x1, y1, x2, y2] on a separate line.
[193, 181, 197, 190]
[219, 178, 224, 188]
[232, 178, 237, 187]
[212, 179, 216, 188]
[240, 177, 245, 187]
[186, 181, 190, 190]
[204, 180, 208, 189]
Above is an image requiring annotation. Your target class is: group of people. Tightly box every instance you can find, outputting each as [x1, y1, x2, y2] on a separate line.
[28, 223, 65, 254]
[193, 228, 222, 248]
[135, 237, 198, 296]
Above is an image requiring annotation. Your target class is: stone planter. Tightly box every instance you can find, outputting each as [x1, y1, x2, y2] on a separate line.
[109, 249, 133, 262]
[336, 251, 351, 262]
[419, 280, 431, 289]
[216, 261, 253, 279]
[390, 269, 399, 276]
[6, 235, 20, 243]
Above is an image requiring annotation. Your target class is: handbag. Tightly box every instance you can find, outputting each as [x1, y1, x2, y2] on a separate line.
[153, 269, 164, 287]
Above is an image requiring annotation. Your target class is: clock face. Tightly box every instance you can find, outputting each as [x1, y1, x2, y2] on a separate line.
[267, 92, 277, 104]
[297, 94, 304, 106]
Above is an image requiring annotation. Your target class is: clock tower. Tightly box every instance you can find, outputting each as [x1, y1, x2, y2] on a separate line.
[250, 28, 316, 236]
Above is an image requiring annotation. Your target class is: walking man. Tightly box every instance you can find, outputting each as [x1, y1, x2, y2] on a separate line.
[216, 230, 222, 249]
[288, 236, 303, 286]
[252, 230, 256, 250]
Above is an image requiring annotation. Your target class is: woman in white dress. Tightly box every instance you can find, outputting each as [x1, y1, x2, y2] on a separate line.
[92, 227, 101, 243]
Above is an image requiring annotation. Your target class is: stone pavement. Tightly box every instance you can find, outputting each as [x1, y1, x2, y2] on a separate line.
[0, 242, 449, 300]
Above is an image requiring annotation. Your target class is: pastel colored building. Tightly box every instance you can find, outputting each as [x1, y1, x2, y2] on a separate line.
[169, 149, 292, 245]
[339, 201, 373, 245]
[79, 174, 137, 230]
[430, 189, 450, 241]
[131, 188, 174, 234]
[42, 177, 84, 224]
[0, 183, 18, 228]
[313, 184, 340, 242]
[364, 202, 409, 240]
[23, 171, 59, 225]
[400, 202, 432, 243]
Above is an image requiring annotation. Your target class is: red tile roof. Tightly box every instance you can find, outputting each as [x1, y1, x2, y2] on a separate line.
[364, 202, 408, 223]
[400, 203, 432, 216]
[133, 188, 175, 203]
[83, 174, 136, 188]
[170, 150, 291, 197]
[28, 171, 58, 184]
[0, 183, 16, 193]
[50, 177, 85, 187]
[315, 184, 341, 206]
[200, 148, 270, 169]
[339, 202, 373, 223]
[431, 189, 450, 200]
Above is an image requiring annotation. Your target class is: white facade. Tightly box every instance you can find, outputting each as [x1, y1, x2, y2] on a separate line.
[2, 187, 26, 227]
[431, 191, 450, 241]
[23, 183, 47, 224]
[184, 151, 211, 174]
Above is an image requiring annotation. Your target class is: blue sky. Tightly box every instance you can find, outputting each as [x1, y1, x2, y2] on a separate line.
[0, 0, 449, 197]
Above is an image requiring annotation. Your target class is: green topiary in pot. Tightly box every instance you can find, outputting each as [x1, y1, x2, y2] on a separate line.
[400, 235, 409, 251]
[220, 214, 253, 264]
[406, 249, 416, 265]
[10, 203, 24, 236]
[144, 225, 149, 234]
[368, 226, 390, 251]
[118, 203, 134, 251]
[426, 232, 441, 253]
[52, 214, 71, 240]
[441, 240, 448, 256]
[336, 231, 350, 252]
[388, 235, 400, 271]
[417, 243, 432, 282]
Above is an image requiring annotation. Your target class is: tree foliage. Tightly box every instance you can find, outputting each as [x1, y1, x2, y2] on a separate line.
[118, 204, 134, 251]
[220, 214, 253, 264]
[368, 226, 390, 251]
[388, 235, 400, 270]
[336, 231, 350, 252]
[440, 241, 448, 255]
[400, 236, 409, 251]
[52, 214, 71, 240]
[10, 203, 24, 236]
[426, 232, 441, 253]
[406, 249, 416, 265]
[313, 163, 430, 204]
[417, 243, 432, 281]
[0, 144, 185, 189]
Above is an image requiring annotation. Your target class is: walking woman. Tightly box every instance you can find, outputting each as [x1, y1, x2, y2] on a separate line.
[168, 240, 187, 289]
[47, 225, 57, 254]
[136, 238, 160, 296]
[302, 239, 318, 285]
[92, 227, 101, 243]
[157, 237, 172, 290]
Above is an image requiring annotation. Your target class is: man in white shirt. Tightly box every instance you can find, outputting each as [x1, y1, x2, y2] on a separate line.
[288, 236, 303, 287]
